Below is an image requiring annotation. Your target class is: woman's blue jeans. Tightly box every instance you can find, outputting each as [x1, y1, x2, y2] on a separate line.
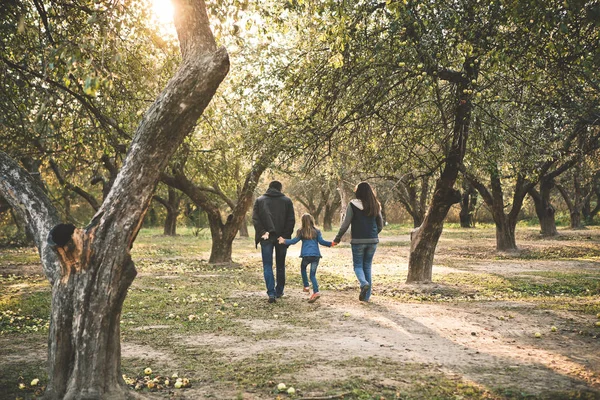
[351, 243, 377, 301]
[300, 256, 320, 293]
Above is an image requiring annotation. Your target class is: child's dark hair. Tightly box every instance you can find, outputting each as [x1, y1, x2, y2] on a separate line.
[297, 213, 317, 239]
[354, 182, 381, 217]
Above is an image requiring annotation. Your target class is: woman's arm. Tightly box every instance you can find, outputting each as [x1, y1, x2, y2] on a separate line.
[333, 203, 353, 243]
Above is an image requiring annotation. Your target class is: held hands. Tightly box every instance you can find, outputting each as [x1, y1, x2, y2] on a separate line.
[277, 236, 285, 244]
[261, 232, 269, 240]
[331, 241, 337, 247]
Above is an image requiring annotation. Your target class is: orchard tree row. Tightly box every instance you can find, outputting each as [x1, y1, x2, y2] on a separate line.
[0, 0, 598, 398]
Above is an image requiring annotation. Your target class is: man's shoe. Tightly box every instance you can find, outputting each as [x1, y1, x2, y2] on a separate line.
[359, 284, 370, 301]
[303, 287, 310, 293]
[268, 297, 276, 303]
[308, 292, 320, 303]
[276, 293, 283, 299]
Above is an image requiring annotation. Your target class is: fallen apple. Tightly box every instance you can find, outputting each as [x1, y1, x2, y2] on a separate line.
[30, 378, 39, 386]
[534, 332, 542, 338]
[277, 382, 287, 391]
[287, 387, 296, 395]
[551, 326, 557, 332]
[19, 383, 25, 390]
[144, 367, 152, 375]
[174, 381, 183, 389]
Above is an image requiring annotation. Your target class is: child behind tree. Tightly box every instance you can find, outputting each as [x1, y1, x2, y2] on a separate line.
[278, 213, 334, 303]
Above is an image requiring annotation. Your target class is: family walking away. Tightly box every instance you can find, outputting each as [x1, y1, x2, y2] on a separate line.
[252, 181, 295, 303]
[278, 213, 334, 303]
[333, 182, 383, 302]
[253, 180, 382, 304]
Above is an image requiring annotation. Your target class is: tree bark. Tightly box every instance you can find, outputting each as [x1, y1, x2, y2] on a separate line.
[238, 214, 249, 237]
[0, 1, 229, 398]
[464, 167, 524, 252]
[154, 187, 181, 236]
[494, 214, 517, 251]
[459, 179, 477, 228]
[407, 59, 476, 283]
[556, 176, 585, 229]
[529, 179, 558, 237]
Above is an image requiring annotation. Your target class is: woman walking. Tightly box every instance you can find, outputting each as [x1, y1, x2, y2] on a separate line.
[333, 182, 383, 302]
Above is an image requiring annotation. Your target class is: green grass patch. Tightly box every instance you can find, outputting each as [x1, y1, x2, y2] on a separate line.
[497, 246, 600, 260]
[0, 248, 40, 266]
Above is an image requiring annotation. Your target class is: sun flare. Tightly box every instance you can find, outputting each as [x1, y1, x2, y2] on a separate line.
[150, 0, 176, 36]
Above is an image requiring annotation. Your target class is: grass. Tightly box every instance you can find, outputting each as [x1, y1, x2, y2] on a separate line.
[1, 225, 600, 399]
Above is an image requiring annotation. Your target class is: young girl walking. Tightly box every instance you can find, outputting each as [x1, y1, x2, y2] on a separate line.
[278, 214, 334, 303]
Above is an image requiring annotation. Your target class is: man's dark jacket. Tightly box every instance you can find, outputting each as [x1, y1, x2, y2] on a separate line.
[252, 188, 295, 247]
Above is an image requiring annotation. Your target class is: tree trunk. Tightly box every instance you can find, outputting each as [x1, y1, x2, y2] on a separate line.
[407, 182, 461, 282]
[209, 232, 234, 263]
[0, 1, 229, 397]
[495, 214, 517, 251]
[407, 60, 476, 283]
[323, 204, 335, 231]
[529, 180, 558, 237]
[46, 224, 137, 400]
[556, 168, 586, 229]
[395, 174, 429, 228]
[162, 187, 181, 236]
[459, 179, 477, 228]
[164, 210, 178, 235]
[238, 215, 249, 237]
[162, 150, 275, 263]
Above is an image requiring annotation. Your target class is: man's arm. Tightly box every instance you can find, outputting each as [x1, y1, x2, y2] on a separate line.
[252, 200, 265, 237]
[283, 199, 295, 238]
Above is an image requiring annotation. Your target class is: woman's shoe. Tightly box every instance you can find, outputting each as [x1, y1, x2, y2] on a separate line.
[359, 284, 370, 301]
[303, 287, 310, 293]
[308, 292, 321, 303]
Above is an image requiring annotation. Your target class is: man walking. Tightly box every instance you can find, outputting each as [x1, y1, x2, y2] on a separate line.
[252, 181, 295, 303]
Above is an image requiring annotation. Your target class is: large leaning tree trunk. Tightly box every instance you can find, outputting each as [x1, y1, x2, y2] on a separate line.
[0, 1, 229, 398]
[528, 178, 558, 237]
[406, 59, 477, 283]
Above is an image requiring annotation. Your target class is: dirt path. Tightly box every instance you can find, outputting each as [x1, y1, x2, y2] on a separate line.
[167, 288, 599, 398]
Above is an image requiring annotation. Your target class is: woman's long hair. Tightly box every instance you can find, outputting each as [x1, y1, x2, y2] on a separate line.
[354, 182, 381, 217]
[297, 213, 317, 239]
